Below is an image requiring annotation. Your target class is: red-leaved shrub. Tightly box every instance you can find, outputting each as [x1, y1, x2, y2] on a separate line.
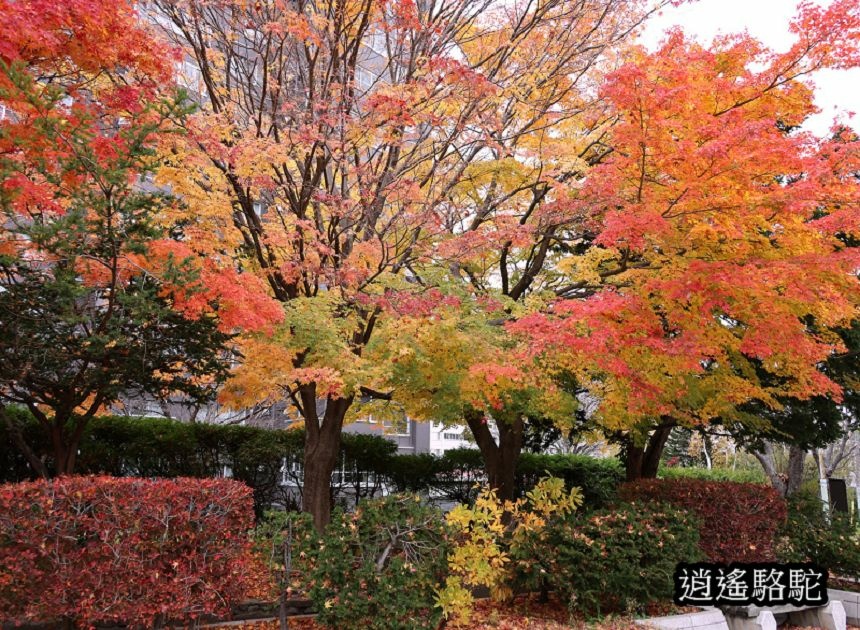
[620, 478, 787, 563]
[0, 476, 256, 627]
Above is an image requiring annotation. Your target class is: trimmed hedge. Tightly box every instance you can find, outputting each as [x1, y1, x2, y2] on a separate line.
[388, 448, 623, 509]
[2, 411, 623, 512]
[620, 478, 787, 563]
[389, 448, 486, 504]
[658, 465, 767, 485]
[518, 453, 622, 508]
[0, 410, 393, 515]
[0, 476, 256, 627]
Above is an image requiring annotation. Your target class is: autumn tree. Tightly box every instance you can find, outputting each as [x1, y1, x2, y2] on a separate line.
[369, 0, 677, 503]
[367, 294, 580, 499]
[511, 1, 860, 481]
[0, 0, 280, 476]
[391, 0, 682, 500]
[146, 0, 675, 524]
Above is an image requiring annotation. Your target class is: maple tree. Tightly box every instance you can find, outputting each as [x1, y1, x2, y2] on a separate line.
[146, 0, 677, 525]
[510, 1, 860, 480]
[0, 0, 279, 476]
[398, 0, 678, 499]
[368, 297, 580, 500]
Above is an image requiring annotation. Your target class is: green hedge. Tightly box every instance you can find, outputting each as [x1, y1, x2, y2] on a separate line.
[518, 452, 622, 508]
[658, 465, 767, 484]
[778, 491, 860, 578]
[388, 448, 486, 504]
[388, 448, 623, 509]
[1, 410, 623, 513]
[0, 409, 387, 515]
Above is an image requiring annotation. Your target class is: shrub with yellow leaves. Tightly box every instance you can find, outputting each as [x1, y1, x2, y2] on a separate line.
[437, 476, 582, 623]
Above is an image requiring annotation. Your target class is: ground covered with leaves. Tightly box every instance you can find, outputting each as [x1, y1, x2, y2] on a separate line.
[220, 595, 699, 629]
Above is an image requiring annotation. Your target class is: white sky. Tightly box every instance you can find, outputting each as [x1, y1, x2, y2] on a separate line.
[638, 0, 860, 136]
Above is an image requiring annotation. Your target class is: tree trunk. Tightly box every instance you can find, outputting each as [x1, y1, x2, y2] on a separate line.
[754, 442, 806, 497]
[624, 424, 673, 481]
[50, 423, 79, 476]
[625, 442, 645, 482]
[301, 390, 353, 530]
[465, 409, 524, 501]
[853, 433, 860, 512]
[1, 405, 49, 479]
[786, 445, 805, 496]
[703, 433, 713, 470]
[755, 442, 786, 496]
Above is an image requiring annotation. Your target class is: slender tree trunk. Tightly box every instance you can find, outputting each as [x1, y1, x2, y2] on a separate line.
[1, 405, 49, 479]
[853, 433, 860, 513]
[51, 430, 72, 476]
[301, 391, 353, 530]
[786, 445, 806, 496]
[624, 423, 673, 481]
[465, 409, 524, 501]
[703, 433, 712, 470]
[278, 516, 292, 630]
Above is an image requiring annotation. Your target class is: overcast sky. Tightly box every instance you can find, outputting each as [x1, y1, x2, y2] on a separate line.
[638, 0, 860, 135]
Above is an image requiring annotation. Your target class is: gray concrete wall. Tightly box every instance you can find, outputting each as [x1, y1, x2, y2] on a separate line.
[829, 589, 860, 625]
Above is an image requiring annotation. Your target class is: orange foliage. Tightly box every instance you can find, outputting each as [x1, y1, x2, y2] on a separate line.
[511, 12, 860, 427]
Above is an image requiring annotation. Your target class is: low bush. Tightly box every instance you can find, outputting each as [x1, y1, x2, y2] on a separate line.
[438, 477, 582, 622]
[0, 475, 256, 627]
[532, 501, 701, 616]
[439, 477, 583, 622]
[778, 492, 860, 579]
[620, 478, 787, 563]
[299, 494, 451, 630]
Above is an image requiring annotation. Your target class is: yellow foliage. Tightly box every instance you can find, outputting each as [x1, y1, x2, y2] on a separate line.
[437, 477, 582, 623]
[556, 248, 619, 287]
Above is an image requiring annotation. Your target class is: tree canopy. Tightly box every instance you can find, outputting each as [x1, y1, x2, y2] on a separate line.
[0, 0, 281, 476]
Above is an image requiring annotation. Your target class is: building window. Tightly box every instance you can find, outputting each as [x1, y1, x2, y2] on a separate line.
[355, 414, 411, 436]
[142, 401, 165, 417]
[443, 432, 462, 440]
[366, 30, 387, 56]
[355, 66, 374, 91]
